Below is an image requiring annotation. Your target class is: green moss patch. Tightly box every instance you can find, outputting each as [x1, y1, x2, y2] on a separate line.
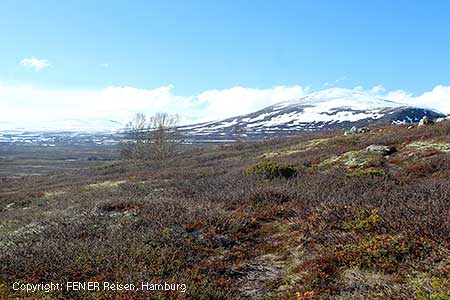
[85, 180, 126, 190]
[347, 168, 385, 178]
[317, 150, 382, 169]
[43, 190, 66, 198]
[343, 209, 383, 231]
[406, 141, 450, 153]
[412, 275, 450, 300]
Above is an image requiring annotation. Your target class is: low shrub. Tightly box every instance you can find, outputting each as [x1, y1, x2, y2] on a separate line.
[343, 209, 383, 231]
[346, 167, 385, 178]
[401, 155, 450, 179]
[414, 276, 450, 300]
[94, 163, 115, 170]
[247, 188, 292, 206]
[336, 234, 432, 273]
[403, 161, 436, 178]
[244, 161, 299, 179]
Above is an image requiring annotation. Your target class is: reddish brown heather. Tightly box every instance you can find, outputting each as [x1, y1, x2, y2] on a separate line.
[0, 121, 449, 299]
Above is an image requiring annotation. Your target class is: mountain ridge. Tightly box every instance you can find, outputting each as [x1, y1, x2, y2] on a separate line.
[179, 88, 446, 139]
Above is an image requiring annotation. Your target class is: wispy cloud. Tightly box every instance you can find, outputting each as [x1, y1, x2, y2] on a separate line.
[19, 58, 50, 71]
[323, 76, 348, 87]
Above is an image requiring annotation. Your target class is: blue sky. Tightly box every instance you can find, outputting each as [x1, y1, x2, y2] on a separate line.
[1, 0, 450, 130]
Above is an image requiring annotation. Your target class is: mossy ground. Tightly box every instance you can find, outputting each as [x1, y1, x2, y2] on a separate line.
[406, 140, 450, 152]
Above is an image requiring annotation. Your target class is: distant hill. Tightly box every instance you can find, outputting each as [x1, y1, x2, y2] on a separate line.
[179, 88, 446, 140]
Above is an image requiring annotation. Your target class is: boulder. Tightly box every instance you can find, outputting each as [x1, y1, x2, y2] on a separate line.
[418, 116, 433, 127]
[344, 126, 358, 136]
[216, 235, 236, 249]
[358, 127, 371, 133]
[344, 126, 371, 136]
[366, 145, 397, 156]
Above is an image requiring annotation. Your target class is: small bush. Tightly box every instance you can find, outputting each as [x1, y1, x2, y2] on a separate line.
[343, 209, 383, 231]
[244, 161, 298, 179]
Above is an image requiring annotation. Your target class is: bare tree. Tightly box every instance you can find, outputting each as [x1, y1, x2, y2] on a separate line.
[121, 113, 149, 159]
[148, 112, 180, 159]
[121, 112, 180, 160]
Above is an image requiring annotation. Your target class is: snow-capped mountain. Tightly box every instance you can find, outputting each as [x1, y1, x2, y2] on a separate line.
[179, 88, 446, 139]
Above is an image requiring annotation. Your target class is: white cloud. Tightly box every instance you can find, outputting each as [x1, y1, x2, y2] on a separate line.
[0, 83, 305, 131]
[195, 85, 307, 122]
[323, 76, 348, 88]
[19, 58, 50, 71]
[413, 85, 450, 113]
[369, 85, 450, 113]
[0, 82, 449, 131]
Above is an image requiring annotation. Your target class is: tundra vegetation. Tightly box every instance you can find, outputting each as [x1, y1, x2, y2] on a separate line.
[1, 121, 450, 299]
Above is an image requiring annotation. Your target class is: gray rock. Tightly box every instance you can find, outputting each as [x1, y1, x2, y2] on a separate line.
[418, 116, 433, 127]
[366, 145, 397, 156]
[216, 235, 236, 249]
[188, 230, 204, 241]
[4, 203, 15, 210]
[344, 126, 371, 136]
[344, 126, 358, 136]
